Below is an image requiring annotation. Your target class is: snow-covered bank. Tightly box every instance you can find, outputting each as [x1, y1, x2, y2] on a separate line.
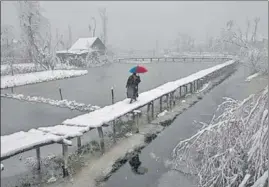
[1, 70, 88, 89]
[245, 72, 260, 82]
[1, 63, 79, 76]
[1, 93, 100, 112]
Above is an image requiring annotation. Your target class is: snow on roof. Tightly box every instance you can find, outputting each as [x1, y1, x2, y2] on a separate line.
[1, 129, 71, 160]
[38, 125, 89, 139]
[69, 37, 98, 51]
[63, 60, 236, 128]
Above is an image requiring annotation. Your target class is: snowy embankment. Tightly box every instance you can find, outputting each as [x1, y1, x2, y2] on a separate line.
[1, 63, 78, 76]
[1, 93, 100, 112]
[245, 72, 260, 82]
[1, 70, 88, 89]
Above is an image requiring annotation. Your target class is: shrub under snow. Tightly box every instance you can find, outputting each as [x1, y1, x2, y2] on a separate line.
[172, 86, 268, 187]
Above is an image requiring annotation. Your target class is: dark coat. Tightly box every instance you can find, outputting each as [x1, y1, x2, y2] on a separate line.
[126, 74, 141, 99]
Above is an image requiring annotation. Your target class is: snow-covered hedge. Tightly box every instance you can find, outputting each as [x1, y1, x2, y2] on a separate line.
[172, 86, 268, 187]
[1, 93, 100, 112]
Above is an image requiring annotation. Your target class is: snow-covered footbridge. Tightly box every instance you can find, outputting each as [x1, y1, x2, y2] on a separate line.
[1, 59, 238, 176]
[116, 55, 233, 63]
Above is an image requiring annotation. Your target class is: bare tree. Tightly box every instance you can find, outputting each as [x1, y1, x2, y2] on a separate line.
[68, 24, 72, 48]
[17, 1, 56, 70]
[99, 8, 108, 46]
[251, 17, 260, 44]
[91, 17, 96, 37]
[217, 18, 267, 73]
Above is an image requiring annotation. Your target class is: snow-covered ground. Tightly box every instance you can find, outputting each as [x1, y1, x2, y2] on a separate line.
[245, 72, 260, 82]
[1, 93, 100, 112]
[1, 70, 88, 89]
[1, 63, 79, 76]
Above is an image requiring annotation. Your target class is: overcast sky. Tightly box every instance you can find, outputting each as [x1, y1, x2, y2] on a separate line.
[1, 1, 268, 50]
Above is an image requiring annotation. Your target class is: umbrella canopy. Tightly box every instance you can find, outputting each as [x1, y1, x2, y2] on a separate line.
[129, 65, 148, 74]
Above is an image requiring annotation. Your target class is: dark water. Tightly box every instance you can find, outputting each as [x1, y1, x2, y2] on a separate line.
[102, 65, 255, 187]
[0, 61, 223, 184]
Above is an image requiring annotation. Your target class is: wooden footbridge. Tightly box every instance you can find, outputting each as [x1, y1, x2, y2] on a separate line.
[116, 55, 233, 63]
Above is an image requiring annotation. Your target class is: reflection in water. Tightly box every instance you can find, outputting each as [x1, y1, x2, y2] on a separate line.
[128, 154, 148, 175]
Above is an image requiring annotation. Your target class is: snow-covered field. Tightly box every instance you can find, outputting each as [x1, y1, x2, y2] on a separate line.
[1, 63, 79, 76]
[1, 93, 100, 112]
[1, 70, 88, 89]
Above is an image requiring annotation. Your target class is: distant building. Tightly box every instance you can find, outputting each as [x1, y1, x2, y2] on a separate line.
[56, 37, 106, 62]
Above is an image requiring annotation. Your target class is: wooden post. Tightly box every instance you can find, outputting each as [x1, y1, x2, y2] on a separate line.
[11, 64, 14, 76]
[190, 83, 193, 93]
[166, 94, 169, 109]
[111, 87, 116, 143]
[111, 87, 114, 104]
[77, 137, 82, 153]
[147, 103, 151, 122]
[179, 86, 182, 97]
[169, 93, 172, 108]
[97, 127, 105, 153]
[59, 88, 63, 100]
[11, 87, 14, 94]
[165, 58, 167, 62]
[159, 96, 163, 112]
[134, 112, 139, 133]
[36, 147, 41, 170]
[150, 58, 152, 62]
[172, 91, 176, 106]
[62, 144, 69, 177]
[151, 101, 154, 119]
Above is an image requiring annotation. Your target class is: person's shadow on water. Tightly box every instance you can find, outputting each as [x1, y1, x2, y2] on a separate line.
[128, 154, 148, 175]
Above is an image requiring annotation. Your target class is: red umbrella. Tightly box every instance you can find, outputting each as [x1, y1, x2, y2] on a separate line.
[129, 65, 148, 73]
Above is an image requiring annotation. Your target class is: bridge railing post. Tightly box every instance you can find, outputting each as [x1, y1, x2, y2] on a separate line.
[159, 96, 163, 112]
[62, 144, 69, 177]
[36, 147, 41, 170]
[97, 127, 105, 154]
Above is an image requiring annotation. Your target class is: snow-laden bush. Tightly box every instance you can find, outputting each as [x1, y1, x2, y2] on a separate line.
[172, 86, 268, 187]
[65, 52, 110, 68]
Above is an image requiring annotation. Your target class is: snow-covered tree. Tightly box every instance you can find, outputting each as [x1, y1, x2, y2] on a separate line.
[16, 1, 56, 70]
[172, 86, 268, 187]
[215, 18, 268, 74]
